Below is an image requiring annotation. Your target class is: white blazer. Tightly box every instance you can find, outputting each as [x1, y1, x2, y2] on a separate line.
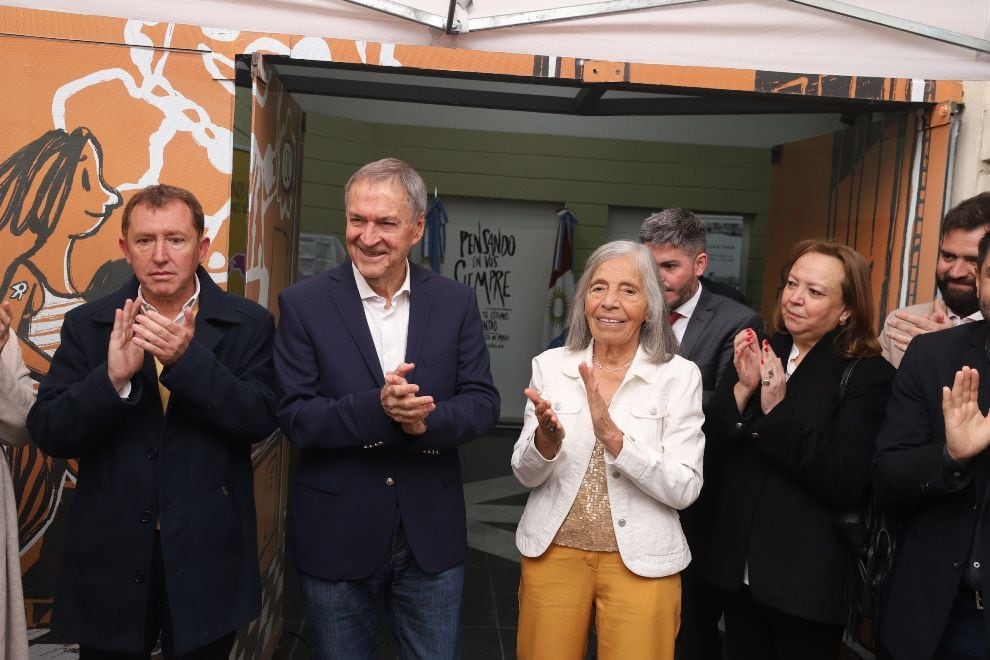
[512, 343, 704, 578]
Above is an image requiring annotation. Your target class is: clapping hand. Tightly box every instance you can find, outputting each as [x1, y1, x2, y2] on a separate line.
[578, 362, 623, 456]
[107, 298, 145, 392]
[942, 366, 990, 462]
[732, 328, 761, 413]
[759, 339, 786, 414]
[885, 300, 954, 355]
[381, 362, 435, 435]
[524, 387, 564, 459]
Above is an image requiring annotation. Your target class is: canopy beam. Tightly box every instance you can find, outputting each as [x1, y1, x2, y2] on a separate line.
[340, 0, 990, 53]
[786, 0, 990, 54]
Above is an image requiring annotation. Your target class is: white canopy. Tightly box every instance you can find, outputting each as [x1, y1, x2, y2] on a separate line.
[3, 0, 990, 80]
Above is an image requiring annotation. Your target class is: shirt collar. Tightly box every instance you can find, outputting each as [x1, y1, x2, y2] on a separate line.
[352, 261, 411, 302]
[948, 307, 984, 324]
[138, 276, 200, 322]
[673, 282, 703, 320]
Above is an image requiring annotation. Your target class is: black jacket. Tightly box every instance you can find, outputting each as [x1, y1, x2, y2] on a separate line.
[27, 268, 277, 654]
[702, 330, 894, 625]
[874, 321, 990, 660]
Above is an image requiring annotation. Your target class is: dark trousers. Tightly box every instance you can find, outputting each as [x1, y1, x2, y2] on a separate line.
[721, 586, 842, 660]
[78, 533, 236, 660]
[675, 561, 724, 660]
[933, 593, 990, 660]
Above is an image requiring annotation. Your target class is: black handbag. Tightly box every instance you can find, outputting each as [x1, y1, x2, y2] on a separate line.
[832, 358, 898, 652]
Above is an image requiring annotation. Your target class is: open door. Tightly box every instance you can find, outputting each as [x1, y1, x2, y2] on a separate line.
[763, 103, 957, 329]
[233, 53, 304, 659]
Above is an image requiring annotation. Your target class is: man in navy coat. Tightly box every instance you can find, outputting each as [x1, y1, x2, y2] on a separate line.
[874, 230, 990, 659]
[28, 184, 277, 657]
[274, 158, 500, 659]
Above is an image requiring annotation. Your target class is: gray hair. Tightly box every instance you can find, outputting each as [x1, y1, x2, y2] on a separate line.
[565, 240, 677, 363]
[639, 208, 707, 257]
[344, 157, 427, 219]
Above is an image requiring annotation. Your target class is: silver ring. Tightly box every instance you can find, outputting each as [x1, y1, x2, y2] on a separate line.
[761, 378, 771, 386]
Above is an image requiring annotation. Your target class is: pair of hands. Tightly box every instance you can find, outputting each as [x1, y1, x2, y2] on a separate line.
[108, 297, 195, 392]
[942, 366, 990, 463]
[733, 328, 785, 415]
[380, 362, 435, 436]
[885, 300, 953, 355]
[524, 362, 623, 460]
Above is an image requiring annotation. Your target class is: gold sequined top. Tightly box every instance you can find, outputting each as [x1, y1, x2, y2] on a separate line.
[552, 439, 619, 552]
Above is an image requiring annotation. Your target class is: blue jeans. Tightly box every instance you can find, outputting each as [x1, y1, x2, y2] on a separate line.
[300, 516, 465, 660]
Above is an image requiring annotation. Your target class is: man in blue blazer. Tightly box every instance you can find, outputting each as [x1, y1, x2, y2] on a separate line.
[274, 158, 500, 659]
[640, 209, 763, 660]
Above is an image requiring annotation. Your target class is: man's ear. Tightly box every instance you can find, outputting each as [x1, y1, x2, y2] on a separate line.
[693, 251, 708, 278]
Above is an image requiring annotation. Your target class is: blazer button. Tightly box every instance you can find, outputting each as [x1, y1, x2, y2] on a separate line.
[734, 422, 744, 430]
[612, 471, 620, 479]
[554, 403, 561, 411]
[134, 570, 146, 584]
[617, 519, 626, 527]
[751, 432, 760, 441]
[139, 510, 153, 523]
[146, 448, 158, 461]
[649, 407, 657, 415]
[385, 477, 395, 486]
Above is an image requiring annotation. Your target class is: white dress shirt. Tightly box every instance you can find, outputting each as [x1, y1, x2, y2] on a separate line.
[352, 262, 411, 376]
[670, 283, 704, 343]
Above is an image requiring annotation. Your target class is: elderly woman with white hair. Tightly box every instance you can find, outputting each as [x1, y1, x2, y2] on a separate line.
[511, 240, 705, 660]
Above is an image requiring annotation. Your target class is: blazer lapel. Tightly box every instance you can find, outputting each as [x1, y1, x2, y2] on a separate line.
[404, 263, 434, 367]
[329, 265, 387, 386]
[678, 287, 712, 359]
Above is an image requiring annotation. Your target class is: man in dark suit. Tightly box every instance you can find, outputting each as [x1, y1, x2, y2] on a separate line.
[274, 158, 500, 659]
[874, 231, 990, 659]
[639, 208, 763, 660]
[28, 184, 277, 658]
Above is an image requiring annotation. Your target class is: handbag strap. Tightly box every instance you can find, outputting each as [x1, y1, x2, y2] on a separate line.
[839, 357, 864, 404]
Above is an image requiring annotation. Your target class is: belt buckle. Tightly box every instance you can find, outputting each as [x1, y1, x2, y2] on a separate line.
[976, 590, 984, 611]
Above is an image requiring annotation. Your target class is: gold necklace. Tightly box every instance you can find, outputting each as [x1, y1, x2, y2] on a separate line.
[592, 355, 633, 373]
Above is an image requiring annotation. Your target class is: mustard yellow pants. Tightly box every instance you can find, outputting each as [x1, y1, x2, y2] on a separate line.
[517, 544, 681, 660]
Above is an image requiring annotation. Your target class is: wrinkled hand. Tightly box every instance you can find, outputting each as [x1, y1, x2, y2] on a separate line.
[107, 298, 145, 392]
[381, 362, 435, 435]
[759, 339, 786, 414]
[732, 328, 761, 413]
[885, 303, 954, 354]
[524, 387, 565, 459]
[132, 307, 195, 367]
[942, 366, 990, 462]
[579, 362, 623, 456]
[0, 300, 11, 349]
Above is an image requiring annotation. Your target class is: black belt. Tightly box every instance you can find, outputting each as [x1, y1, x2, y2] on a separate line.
[960, 586, 984, 611]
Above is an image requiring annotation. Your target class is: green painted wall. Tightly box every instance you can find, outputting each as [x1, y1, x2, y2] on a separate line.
[300, 113, 771, 307]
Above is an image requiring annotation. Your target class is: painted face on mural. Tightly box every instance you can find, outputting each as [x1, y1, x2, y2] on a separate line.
[60, 138, 122, 239]
[646, 242, 706, 311]
[935, 227, 988, 318]
[345, 178, 424, 298]
[119, 199, 209, 311]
